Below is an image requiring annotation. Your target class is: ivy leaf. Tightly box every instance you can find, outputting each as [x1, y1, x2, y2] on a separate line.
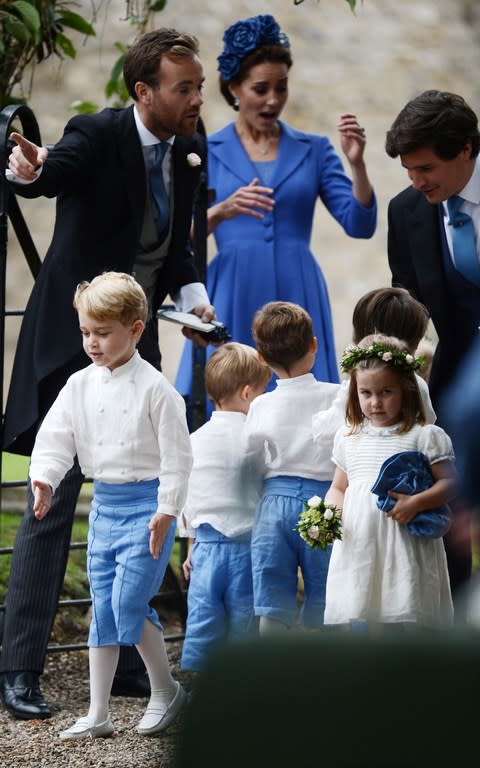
[150, 0, 167, 10]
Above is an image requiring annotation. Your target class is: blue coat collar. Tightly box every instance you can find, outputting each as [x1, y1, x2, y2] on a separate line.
[208, 121, 311, 189]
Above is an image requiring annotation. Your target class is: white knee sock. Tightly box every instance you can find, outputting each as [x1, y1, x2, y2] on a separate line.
[259, 616, 289, 636]
[136, 620, 177, 707]
[87, 645, 119, 724]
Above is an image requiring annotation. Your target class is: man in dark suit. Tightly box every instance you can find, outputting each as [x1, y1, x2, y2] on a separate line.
[0, 28, 213, 720]
[386, 89, 480, 598]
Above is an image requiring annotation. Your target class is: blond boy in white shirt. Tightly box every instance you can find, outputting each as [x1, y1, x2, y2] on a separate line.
[30, 272, 191, 740]
[180, 343, 271, 670]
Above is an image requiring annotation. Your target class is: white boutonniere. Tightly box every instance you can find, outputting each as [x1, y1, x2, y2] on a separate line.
[187, 152, 202, 167]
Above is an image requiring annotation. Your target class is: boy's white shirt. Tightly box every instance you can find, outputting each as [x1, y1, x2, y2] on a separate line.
[29, 351, 192, 517]
[311, 373, 436, 442]
[180, 411, 261, 539]
[244, 373, 341, 481]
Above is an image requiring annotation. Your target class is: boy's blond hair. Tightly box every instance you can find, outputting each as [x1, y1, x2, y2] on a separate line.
[205, 343, 271, 405]
[252, 301, 313, 373]
[73, 272, 148, 325]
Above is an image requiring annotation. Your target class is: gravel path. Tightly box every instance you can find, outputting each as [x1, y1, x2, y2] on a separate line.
[0, 637, 193, 768]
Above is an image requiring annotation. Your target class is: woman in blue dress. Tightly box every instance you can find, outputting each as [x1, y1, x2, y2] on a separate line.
[176, 14, 376, 403]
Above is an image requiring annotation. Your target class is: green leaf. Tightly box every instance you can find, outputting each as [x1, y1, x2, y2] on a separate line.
[105, 78, 118, 99]
[110, 53, 126, 83]
[4, 14, 30, 43]
[70, 99, 99, 115]
[114, 41, 128, 54]
[12, 1, 40, 36]
[55, 31, 76, 59]
[56, 10, 96, 37]
[149, 0, 167, 10]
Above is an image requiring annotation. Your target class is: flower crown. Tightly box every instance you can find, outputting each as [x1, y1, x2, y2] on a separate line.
[340, 341, 424, 374]
[217, 14, 290, 81]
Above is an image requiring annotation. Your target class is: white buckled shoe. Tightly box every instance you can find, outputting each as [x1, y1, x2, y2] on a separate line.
[59, 715, 115, 740]
[137, 681, 187, 736]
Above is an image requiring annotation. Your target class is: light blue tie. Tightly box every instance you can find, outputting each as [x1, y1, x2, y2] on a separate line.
[150, 142, 170, 240]
[447, 195, 480, 288]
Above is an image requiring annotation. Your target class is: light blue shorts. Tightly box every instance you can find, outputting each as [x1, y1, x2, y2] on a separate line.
[252, 476, 331, 628]
[181, 524, 255, 671]
[87, 479, 175, 647]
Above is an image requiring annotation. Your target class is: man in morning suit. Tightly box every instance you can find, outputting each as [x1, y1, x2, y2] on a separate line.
[386, 89, 480, 600]
[0, 28, 213, 720]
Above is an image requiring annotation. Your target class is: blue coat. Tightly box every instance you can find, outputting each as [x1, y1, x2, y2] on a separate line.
[176, 120, 376, 396]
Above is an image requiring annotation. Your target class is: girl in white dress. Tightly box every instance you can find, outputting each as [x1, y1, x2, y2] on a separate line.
[324, 334, 456, 627]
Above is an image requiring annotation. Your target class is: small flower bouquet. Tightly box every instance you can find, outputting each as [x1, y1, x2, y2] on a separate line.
[295, 495, 342, 550]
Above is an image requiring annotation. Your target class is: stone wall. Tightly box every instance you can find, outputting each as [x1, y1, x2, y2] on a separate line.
[4, 0, 479, 388]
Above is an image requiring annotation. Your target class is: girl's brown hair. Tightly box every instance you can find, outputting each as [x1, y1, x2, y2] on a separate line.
[352, 286, 429, 350]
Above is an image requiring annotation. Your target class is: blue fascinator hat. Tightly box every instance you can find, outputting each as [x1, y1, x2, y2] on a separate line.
[371, 450, 452, 539]
[217, 14, 290, 81]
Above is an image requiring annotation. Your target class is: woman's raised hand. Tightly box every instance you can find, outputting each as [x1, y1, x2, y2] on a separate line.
[337, 113, 367, 167]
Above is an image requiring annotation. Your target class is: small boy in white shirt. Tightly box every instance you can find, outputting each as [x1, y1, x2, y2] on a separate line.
[244, 301, 341, 634]
[30, 272, 192, 740]
[180, 343, 271, 671]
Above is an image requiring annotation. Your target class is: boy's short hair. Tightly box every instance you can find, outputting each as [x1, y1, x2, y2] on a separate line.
[73, 272, 148, 325]
[252, 301, 313, 372]
[352, 287, 429, 350]
[205, 343, 271, 405]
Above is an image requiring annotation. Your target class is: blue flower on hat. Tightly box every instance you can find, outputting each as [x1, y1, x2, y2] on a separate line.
[217, 14, 289, 81]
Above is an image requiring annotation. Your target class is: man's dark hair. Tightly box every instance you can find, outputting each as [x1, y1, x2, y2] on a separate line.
[385, 90, 480, 160]
[124, 28, 200, 101]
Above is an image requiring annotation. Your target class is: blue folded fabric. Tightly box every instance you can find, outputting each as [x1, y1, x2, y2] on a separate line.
[370, 450, 451, 538]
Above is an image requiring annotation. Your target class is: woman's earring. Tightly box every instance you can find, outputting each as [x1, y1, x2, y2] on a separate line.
[233, 96, 240, 110]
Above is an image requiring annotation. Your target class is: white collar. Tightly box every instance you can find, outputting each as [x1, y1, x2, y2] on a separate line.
[458, 156, 480, 205]
[133, 105, 175, 148]
[98, 350, 140, 379]
[444, 156, 480, 211]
